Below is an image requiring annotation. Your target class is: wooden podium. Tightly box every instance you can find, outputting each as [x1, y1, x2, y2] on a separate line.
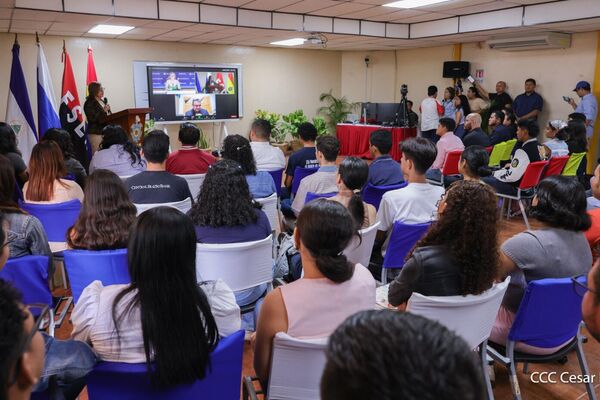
[104, 108, 153, 144]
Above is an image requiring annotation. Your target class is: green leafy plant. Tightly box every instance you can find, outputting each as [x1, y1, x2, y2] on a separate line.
[197, 126, 210, 149]
[312, 116, 328, 136]
[281, 109, 309, 139]
[144, 118, 155, 135]
[255, 109, 285, 143]
[318, 90, 359, 134]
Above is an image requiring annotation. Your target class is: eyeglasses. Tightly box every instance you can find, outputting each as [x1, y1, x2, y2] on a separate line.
[571, 274, 596, 297]
[8, 304, 50, 386]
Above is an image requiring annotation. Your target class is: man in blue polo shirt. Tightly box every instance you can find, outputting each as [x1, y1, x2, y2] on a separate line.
[367, 129, 404, 186]
[568, 80, 598, 139]
[513, 78, 543, 121]
[284, 122, 319, 191]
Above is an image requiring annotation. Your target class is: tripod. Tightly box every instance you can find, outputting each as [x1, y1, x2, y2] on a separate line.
[394, 95, 410, 127]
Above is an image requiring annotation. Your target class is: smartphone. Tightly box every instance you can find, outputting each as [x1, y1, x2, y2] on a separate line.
[467, 75, 475, 84]
[563, 96, 571, 102]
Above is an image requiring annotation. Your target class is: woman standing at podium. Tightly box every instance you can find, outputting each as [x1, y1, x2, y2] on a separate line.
[84, 81, 111, 154]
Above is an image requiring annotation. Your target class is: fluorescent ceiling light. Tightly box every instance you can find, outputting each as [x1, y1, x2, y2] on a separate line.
[383, 0, 451, 9]
[88, 24, 135, 35]
[270, 38, 306, 46]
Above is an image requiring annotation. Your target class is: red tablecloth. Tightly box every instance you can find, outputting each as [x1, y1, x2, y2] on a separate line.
[336, 124, 417, 161]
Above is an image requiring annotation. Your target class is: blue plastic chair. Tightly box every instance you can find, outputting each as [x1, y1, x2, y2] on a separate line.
[305, 191, 337, 204]
[487, 277, 597, 400]
[381, 221, 431, 283]
[291, 167, 319, 196]
[266, 168, 284, 197]
[362, 182, 407, 210]
[86, 330, 245, 400]
[63, 249, 130, 304]
[20, 200, 82, 242]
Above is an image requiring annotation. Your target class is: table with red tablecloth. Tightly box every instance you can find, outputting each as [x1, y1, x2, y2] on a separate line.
[336, 124, 417, 161]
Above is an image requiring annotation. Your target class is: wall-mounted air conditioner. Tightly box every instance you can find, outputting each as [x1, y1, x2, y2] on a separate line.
[486, 32, 571, 51]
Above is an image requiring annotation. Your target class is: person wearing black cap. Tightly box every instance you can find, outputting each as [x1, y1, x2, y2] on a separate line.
[568, 80, 598, 139]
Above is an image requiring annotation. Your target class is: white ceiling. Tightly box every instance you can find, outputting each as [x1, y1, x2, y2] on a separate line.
[1, 0, 600, 50]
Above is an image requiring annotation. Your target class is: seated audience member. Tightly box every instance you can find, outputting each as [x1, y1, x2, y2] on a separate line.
[462, 113, 491, 148]
[249, 119, 286, 171]
[284, 123, 319, 189]
[466, 86, 488, 114]
[166, 123, 215, 175]
[367, 129, 403, 186]
[376, 137, 444, 257]
[23, 141, 84, 204]
[587, 164, 600, 210]
[0, 156, 51, 259]
[290, 135, 340, 216]
[189, 159, 271, 308]
[406, 100, 419, 128]
[565, 120, 588, 185]
[581, 260, 600, 342]
[253, 199, 376, 383]
[89, 125, 146, 177]
[221, 135, 276, 199]
[68, 170, 137, 250]
[320, 311, 484, 400]
[488, 110, 512, 145]
[513, 78, 543, 121]
[41, 128, 87, 189]
[585, 166, 600, 258]
[459, 146, 492, 182]
[453, 95, 471, 139]
[0, 122, 27, 186]
[542, 120, 569, 158]
[71, 207, 241, 373]
[329, 157, 376, 228]
[125, 131, 192, 204]
[388, 181, 498, 307]
[484, 119, 541, 196]
[425, 117, 464, 182]
[490, 176, 592, 354]
[503, 109, 518, 138]
[569, 112, 587, 124]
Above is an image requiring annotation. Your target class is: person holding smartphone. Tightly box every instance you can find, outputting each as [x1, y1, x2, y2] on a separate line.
[471, 77, 513, 112]
[566, 80, 598, 139]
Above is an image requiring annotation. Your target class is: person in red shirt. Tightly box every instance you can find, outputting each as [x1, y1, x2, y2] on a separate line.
[166, 123, 215, 174]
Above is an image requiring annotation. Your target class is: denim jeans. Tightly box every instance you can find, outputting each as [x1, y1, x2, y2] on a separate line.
[425, 168, 442, 182]
[33, 333, 98, 399]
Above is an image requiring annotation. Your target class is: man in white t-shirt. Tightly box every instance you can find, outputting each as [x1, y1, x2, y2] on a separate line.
[249, 118, 286, 171]
[375, 137, 445, 261]
[419, 85, 443, 144]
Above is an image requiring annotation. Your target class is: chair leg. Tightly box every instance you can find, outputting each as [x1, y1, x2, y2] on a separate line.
[522, 362, 528, 374]
[575, 334, 597, 400]
[60, 262, 67, 289]
[506, 343, 522, 400]
[479, 341, 494, 400]
[507, 199, 512, 219]
[518, 200, 530, 230]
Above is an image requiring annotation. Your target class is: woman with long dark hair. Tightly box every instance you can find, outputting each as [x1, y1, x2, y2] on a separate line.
[453, 95, 471, 139]
[253, 199, 375, 383]
[221, 134, 276, 198]
[491, 176, 592, 354]
[68, 169, 137, 250]
[41, 128, 87, 189]
[503, 109, 518, 138]
[23, 141, 84, 203]
[0, 155, 51, 259]
[71, 207, 240, 387]
[388, 180, 499, 308]
[189, 159, 271, 307]
[458, 146, 492, 182]
[84, 81, 110, 153]
[329, 157, 375, 228]
[542, 120, 569, 158]
[0, 122, 27, 185]
[89, 125, 146, 177]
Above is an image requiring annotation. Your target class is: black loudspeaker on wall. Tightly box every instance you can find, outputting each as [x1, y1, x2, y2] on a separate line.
[443, 61, 470, 78]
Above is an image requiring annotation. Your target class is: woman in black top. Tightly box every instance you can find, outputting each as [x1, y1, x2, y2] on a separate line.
[388, 180, 499, 307]
[84, 81, 110, 153]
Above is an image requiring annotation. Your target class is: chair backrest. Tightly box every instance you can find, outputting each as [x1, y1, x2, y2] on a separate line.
[86, 330, 245, 400]
[362, 182, 407, 210]
[266, 169, 284, 197]
[488, 142, 507, 166]
[63, 249, 130, 303]
[562, 152, 586, 176]
[196, 235, 273, 291]
[344, 221, 381, 268]
[508, 277, 584, 348]
[541, 155, 569, 179]
[0, 256, 52, 306]
[407, 277, 511, 349]
[305, 191, 337, 204]
[267, 332, 328, 400]
[20, 200, 82, 242]
[518, 160, 548, 190]
[484, 146, 493, 154]
[255, 193, 278, 231]
[442, 149, 463, 176]
[176, 174, 206, 200]
[501, 139, 517, 161]
[382, 221, 431, 270]
[119, 175, 133, 181]
[291, 167, 319, 196]
[135, 197, 192, 216]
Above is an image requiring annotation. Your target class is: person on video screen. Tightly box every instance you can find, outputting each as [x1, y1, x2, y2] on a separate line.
[164, 72, 181, 91]
[185, 99, 209, 118]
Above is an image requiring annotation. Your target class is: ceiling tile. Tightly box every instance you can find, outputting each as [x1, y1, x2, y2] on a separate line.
[394, 12, 447, 23]
[55, 13, 111, 24]
[102, 16, 155, 26]
[0, 0, 14, 6]
[200, 0, 252, 6]
[49, 21, 96, 32]
[337, 6, 387, 19]
[143, 20, 195, 29]
[10, 19, 52, 30]
[311, 2, 374, 17]
[180, 23, 228, 33]
[445, 0, 517, 16]
[181, 30, 237, 42]
[241, 0, 298, 11]
[277, 0, 340, 14]
[45, 30, 84, 37]
[119, 26, 172, 36]
[11, 9, 61, 21]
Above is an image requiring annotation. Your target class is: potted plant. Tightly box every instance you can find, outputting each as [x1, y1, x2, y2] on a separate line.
[312, 116, 328, 137]
[281, 109, 309, 152]
[318, 90, 359, 134]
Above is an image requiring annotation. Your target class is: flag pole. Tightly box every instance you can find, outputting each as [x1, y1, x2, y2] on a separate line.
[35, 31, 39, 44]
[13, 33, 18, 46]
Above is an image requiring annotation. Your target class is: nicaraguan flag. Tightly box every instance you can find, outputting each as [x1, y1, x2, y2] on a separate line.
[6, 38, 37, 164]
[37, 41, 60, 137]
